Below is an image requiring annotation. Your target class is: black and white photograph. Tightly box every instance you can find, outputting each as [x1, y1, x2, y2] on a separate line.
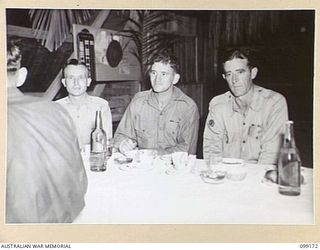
[3, 4, 317, 242]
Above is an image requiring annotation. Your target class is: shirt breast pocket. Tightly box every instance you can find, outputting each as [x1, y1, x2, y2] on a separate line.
[134, 119, 153, 147]
[248, 124, 263, 141]
[166, 119, 180, 137]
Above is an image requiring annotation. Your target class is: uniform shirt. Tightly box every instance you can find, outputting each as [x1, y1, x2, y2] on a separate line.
[203, 85, 288, 164]
[56, 93, 112, 148]
[7, 88, 87, 223]
[114, 86, 200, 154]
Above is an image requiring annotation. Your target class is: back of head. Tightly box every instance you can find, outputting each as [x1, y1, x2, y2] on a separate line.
[150, 51, 180, 74]
[7, 39, 22, 73]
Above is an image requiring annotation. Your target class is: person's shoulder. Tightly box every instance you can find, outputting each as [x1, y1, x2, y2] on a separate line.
[87, 95, 110, 106]
[55, 96, 68, 102]
[54, 96, 70, 108]
[255, 85, 286, 102]
[209, 91, 231, 108]
[130, 90, 150, 104]
[32, 97, 72, 118]
[175, 87, 198, 107]
[43, 99, 71, 114]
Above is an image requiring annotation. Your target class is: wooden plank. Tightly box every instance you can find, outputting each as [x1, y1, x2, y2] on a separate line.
[7, 25, 73, 43]
[91, 84, 105, 97]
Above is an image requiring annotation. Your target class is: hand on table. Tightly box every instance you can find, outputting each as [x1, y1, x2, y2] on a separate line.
[119, 138, 138, 154]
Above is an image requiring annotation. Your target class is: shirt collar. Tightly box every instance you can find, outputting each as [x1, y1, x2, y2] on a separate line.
[230, 85, 264, 115]
[66, 92, 90, 106]
[146, 86, 186, 109]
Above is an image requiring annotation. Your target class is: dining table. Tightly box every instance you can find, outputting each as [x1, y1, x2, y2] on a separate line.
[73, 151, 314, 225]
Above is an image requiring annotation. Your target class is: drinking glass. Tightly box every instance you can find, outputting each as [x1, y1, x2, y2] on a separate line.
[209, 155, 224, 175]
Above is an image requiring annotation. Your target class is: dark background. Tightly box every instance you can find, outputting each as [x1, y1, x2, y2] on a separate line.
[6, 9, 314, 167]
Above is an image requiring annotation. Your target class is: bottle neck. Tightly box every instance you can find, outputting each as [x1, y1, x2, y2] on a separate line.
[283, 122, 296, 148]
[95, 111, 103, 129]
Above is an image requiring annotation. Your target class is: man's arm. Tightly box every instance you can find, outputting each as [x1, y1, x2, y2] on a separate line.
[101, 103, 113, 140]
[113, 101, 137, 150]
[203, 103, 225, 160]
[163, 104, 200, 155]
[258, 94, 289, 164]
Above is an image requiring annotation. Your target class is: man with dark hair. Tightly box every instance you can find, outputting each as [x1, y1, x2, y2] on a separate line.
[203, 48, 288, 164]
[6, 40, 87, 223]
[56, 59, 112, 149]
[114, 52, 200, 155]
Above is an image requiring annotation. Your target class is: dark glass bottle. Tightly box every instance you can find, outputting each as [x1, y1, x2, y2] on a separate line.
[90, 110, 107, 172]
[278, 121, 301, 196]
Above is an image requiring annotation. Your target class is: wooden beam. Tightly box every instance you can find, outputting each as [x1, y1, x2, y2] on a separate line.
[91, 10, 111, 28]
[43, 10, 111, 100]
[7, 25, 73, 43]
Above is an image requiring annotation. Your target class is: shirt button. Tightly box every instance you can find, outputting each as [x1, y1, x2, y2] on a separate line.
[256, 136, 259, 139]
[243, 122, 246, 125]
[242, 140, 246, 143]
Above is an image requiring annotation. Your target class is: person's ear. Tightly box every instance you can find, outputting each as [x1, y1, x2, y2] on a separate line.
[61, 78, 66, 87]
[16, 67, 28, 87]
[87, 78, 92, 87]
[251, 67, 258, 80]
[172, 73, 180, 85]
[222, 74, 226, 80]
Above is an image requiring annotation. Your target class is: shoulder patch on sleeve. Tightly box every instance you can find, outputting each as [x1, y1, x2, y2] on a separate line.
[208, 119, 215, 127]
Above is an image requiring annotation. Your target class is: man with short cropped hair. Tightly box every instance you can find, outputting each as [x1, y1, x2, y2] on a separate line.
[114, 52, 200, 155]
[56, 59, 112, 149]
[203, 48, 288, 164]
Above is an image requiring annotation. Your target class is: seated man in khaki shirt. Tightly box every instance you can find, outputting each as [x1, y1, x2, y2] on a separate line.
[56, 59, 112, 150]
[203, 48, 288, 164]
[114, 52, 200, 155]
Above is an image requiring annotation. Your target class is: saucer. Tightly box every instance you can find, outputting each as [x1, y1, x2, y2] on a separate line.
[119, 164, 135, 171]
[200, 171, 226, 184]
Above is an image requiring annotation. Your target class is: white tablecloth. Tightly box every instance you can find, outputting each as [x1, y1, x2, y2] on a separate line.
[73, 154, 313, 224]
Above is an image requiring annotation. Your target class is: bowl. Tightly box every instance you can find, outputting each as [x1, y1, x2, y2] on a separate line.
[200, 170, 226, 184]
[125, 149, 157, 163]
[222, 158, 247, 181]
[124, 149, 139, 160]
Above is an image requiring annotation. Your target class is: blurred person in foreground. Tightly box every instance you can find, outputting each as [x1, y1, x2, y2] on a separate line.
[6, 40, 87, 223]
[56, 59, 112, 150]
[114, 52, 200, 155]
[203, 48, 288, 164]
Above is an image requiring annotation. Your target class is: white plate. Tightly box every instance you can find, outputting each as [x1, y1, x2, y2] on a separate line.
[222, 158, 244, 164]
[114, 157, 133, 165]
[119, 162, 154, 172]
[119, 164, 135, 171]
[134, 162, 154, 170]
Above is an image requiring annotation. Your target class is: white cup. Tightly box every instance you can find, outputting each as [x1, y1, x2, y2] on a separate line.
[138, 149, 157, 163]
[172, 152, 188, 171]
[223, 158, 247, 181]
